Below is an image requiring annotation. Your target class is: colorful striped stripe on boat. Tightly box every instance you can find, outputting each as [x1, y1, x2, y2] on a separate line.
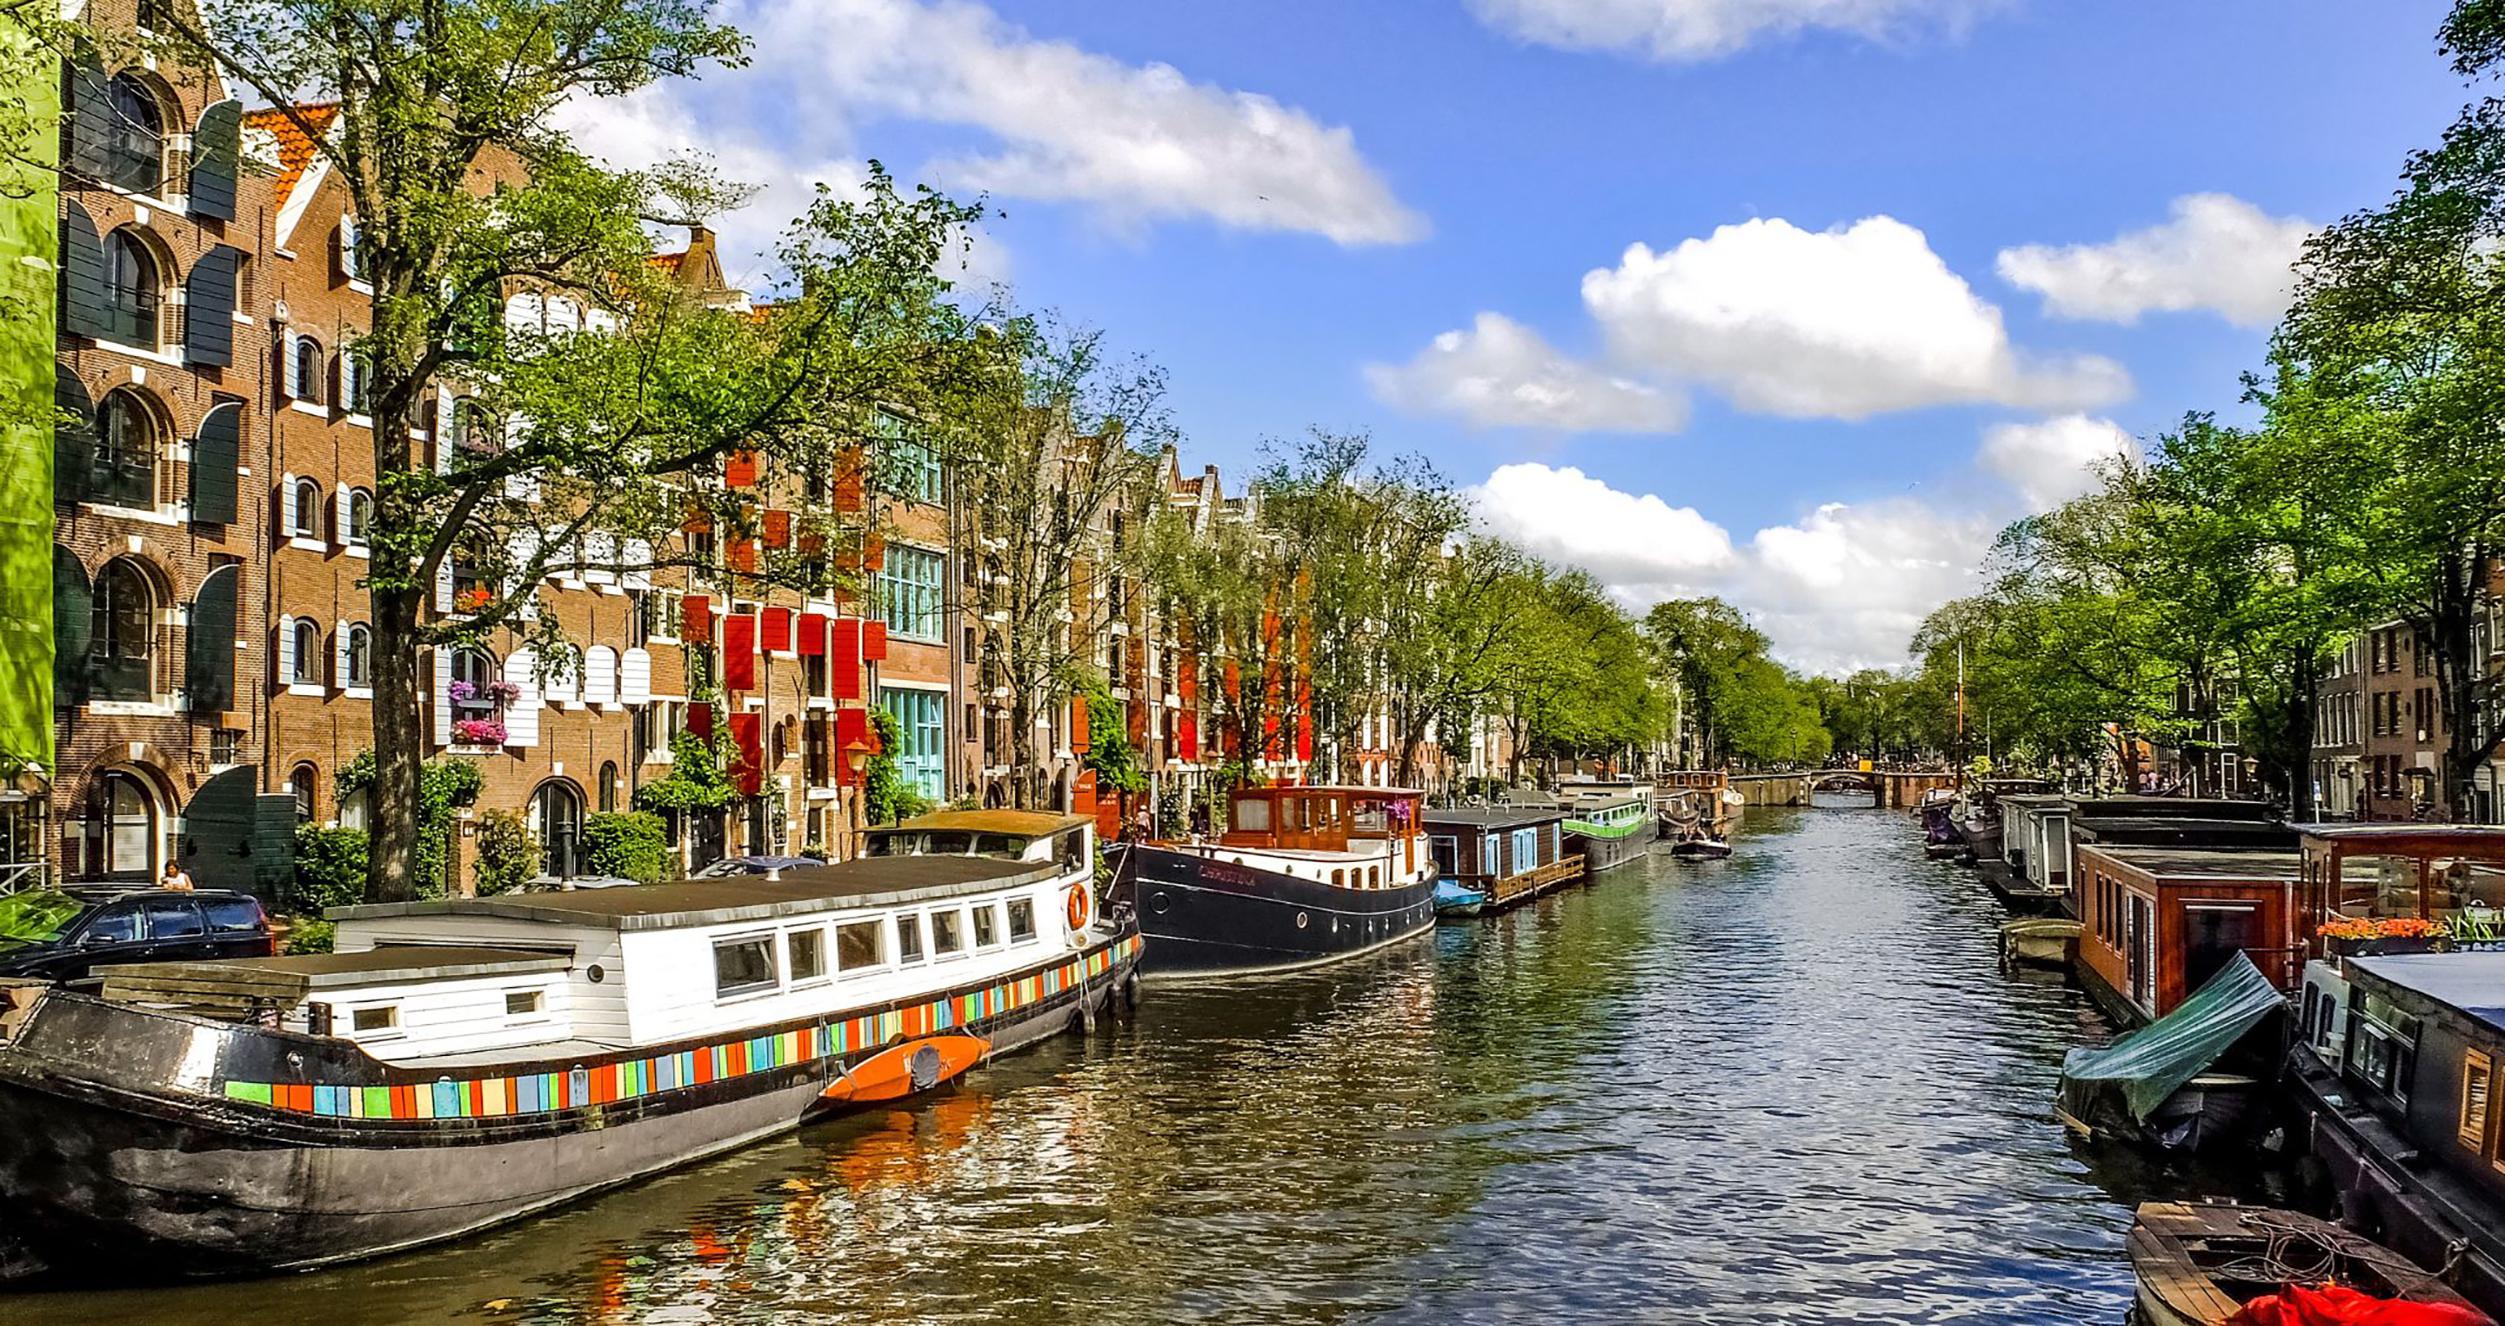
[220, 936, 1141, 1121]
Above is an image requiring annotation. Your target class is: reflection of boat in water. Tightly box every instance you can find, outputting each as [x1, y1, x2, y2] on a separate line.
[2128, 1201, 2489, 1326]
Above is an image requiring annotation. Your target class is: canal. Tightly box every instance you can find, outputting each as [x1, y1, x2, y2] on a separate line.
[16, 802, 2193, 1323]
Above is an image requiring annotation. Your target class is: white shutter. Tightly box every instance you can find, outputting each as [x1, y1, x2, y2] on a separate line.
[505, 529, 542, 620]
[584, 645, 619, 709]
[433, 556, 454, 612]
[503, 649, 541, 747]
[279, 473, 297, 536]
[334, 485, 351, 546]
[332, 620, 349, 690]
[621, 647, 653, 705]
[583, 532, 616, 587]
[622, 538, 652, 591]
[504, 292, 544, 334]
[275, 615, 297, 685]
[543, 645, 579, 706]
[435, 387, 456, 473]
[432, 647, 453, 745]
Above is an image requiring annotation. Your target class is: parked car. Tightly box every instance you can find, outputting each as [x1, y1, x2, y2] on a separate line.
[0, 888, 273, 982]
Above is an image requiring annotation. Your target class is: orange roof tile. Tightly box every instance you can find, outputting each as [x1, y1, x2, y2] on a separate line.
[649, 251, 686, 273]
[243, 103, 339, 207]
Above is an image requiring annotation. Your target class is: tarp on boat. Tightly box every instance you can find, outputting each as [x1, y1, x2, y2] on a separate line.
[2060, 952, 2284, 1122]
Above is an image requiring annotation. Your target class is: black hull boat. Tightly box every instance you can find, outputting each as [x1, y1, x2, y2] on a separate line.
[1130, 845, 1438, 977]
[1669, 837, 1732, 860]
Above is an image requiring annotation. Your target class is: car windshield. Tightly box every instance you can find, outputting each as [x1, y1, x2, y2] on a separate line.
[0, 891, 86, 948]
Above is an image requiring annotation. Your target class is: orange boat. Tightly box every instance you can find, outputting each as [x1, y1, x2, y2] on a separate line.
[814, 1034, 990, 1109]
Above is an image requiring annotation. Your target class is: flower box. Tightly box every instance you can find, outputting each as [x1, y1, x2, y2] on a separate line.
[451, 718, 508, 746]
[2325, 934, 2440, 958]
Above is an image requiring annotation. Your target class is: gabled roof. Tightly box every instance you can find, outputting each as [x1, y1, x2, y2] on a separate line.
[242, 103, 338, 210]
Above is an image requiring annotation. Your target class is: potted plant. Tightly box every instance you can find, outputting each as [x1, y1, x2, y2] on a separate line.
[2317, 916, 2441, 957]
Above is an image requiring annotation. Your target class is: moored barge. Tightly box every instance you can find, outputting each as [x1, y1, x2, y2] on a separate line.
[1424, 806, 1582, 915]
[1563, 789, 1657, 875]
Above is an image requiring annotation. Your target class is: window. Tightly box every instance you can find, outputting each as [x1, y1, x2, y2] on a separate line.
[896, 913, 925, 962]
[291, 619, 322, 685]
[450, 647, 497, 724]
[1006, 898, 1036, 942]
[291, 478, 324, 539]
[92, 389, 159, 507]
[2464, 1050, 2493, 1150]
[91, 773, 156, 877]
[102, 228, 163, 348]
[599, 761, 620, 814]
[836, 920, 883, 971]
[1234, 798, 1271, 832]
[877, 544, 945, 640]
[931, 909, 964, 955]
[90, 557, 156, 700]
[874, 411, 944, 505]
[144, 899, 203, 938]
[102, 75, 165, 193]
[713, 936, 777, 997]
[210, 727, 242, 766]
[204, 898, 261, 933]
[532, 782, 583, 879]
[879, 687, 947, 801]
[345, 490, 373, 547]
[789, 928, 827, 982]
[84, 904, 139, 943]
[339, 351, 370, 414]
[344, 625, 372, 688]
[289, 763, 317, 822]
[290, 336, 324, 404]
[350, 1006, 398, 1032]
[505, 990, 543, 1017]
[337, 215, 364, 282]
[971, 904, 998, 948]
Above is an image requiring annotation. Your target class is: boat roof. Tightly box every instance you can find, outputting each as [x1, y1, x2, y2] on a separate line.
[2351, 952, 2505, 1035]
[1235, 784, 1423, 797]
[94, 946, 569, 991]
[887, 809, 1089, 836]
[331, 857, 1055, 932]
[2297, 824, 2505, 860]
[1424, 807, 1567, 829]
[2075, 844, 2302, 881]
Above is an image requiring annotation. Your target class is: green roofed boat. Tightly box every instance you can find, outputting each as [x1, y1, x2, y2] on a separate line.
[1561, 784, 1658, 876]
[2055, 952, 2286, 1153]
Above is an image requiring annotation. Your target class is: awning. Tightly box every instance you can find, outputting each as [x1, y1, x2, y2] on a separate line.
[2060, 952, 2285, 1122]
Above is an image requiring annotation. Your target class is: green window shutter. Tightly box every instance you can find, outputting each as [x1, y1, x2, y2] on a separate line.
[187, 564, 238, 714]
[61, 44, 112, 182]
[185, 244, 239, 366]
[53, 365, 93, 504]
[57, 201, 110, 341]
[52, 547, 90, 706]
[188, 100, 240, 221]
[189, 400, 241, 523]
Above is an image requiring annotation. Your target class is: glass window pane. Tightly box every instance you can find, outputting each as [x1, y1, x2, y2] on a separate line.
[713, 937, 776, 996]
[836, 920, 883, 970]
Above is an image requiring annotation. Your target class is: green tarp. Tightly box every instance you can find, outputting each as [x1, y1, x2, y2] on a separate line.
[2060, 952, 2284, 1121]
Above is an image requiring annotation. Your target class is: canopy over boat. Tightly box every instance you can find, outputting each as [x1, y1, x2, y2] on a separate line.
[2061, 953, 2284, 1122]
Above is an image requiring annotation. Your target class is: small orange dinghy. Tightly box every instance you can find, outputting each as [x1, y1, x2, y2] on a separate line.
[815, 1034, 990, 1108]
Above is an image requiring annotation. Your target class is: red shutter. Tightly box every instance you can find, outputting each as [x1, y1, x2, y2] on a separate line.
[798, 613, 829, 656]
[682, 594, 713, 642]
[687, 701, 714, 739]
[724, 450, 760, 488]
[728, 712, 764, 795]
[762, 509, 792, 548]
[1296, 679, 1314, 763]
[1074, 768, 1098, 814]
[727, 535, 758, 574]
[864, 620, 888, 661]
[1179, 711, 1198, 758]
[761, 606, 792, 653]
[829, 618, 864, 701]
[723, 614, 757, 691]
[1072, 692, 1090, 751]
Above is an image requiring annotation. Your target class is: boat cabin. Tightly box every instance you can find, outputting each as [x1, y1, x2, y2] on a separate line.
[1219, 785, 1427, 882]
[1424, 807, 1580, 909]
[2072, 844, 2302, 1023]
[1558, 777, 1655, 814]
[866, 810, 1093, 875]
[1564, 795, 1650, 833]
[2297, 825, 2505, 962]
[1998, 795, 2075, 897]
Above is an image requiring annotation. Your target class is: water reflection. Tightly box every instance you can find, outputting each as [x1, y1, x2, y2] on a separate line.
[12, 805, 2210, 1323]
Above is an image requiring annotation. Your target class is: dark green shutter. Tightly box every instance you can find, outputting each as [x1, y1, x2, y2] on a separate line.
[189, 100, 240, 221]
[53, 365, 92, 504]
[179, 767, 259, 897]
[185, 244, 238, 366]
[58, 202, 109, 341]
[52, 547, 90, 706]
[189, 400, 240, 523]
[187, 563, 238, 713]
[61, 44, 111, 181]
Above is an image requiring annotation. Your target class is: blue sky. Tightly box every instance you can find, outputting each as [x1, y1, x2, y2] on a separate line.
[570, 0, 2469, 670]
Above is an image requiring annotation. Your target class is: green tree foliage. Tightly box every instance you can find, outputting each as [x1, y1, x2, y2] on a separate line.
[634, 730, 736, 812]
[862, 706, 932, 826]
[291, 826, 370, 913]
[471, 808, 538, 896]
[581, 811, 670, 884]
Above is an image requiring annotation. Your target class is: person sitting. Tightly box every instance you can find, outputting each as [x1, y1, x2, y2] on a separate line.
[160, 859, 194, 892]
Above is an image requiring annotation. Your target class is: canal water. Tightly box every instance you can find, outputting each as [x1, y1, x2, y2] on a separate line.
[14, 800, 2226, 1323]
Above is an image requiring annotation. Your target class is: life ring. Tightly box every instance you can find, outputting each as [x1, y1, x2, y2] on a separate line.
[1066, 883, 1092, 932]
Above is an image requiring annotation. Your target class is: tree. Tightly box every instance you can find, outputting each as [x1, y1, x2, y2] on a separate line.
[1644, 598, 1766, 767]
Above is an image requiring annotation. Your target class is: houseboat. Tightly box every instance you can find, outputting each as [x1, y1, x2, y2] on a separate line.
[2070, 843, 2303, 1026]
[0, 813, 1138, 1275]
[1563, 788, 1658, 875]
[1424, 807, 1582, 915]
[1125, 784, 1438, 977]
[1658, 770, 1740, 836]
[2283, 824, 2505, 1319]
[1982, 794, 2075, 914]
[2128, 1201, 2489, 1326]
[1954, 777, 2056, 864]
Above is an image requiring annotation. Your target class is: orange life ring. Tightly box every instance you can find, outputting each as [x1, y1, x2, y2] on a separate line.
[1066, 883, 1092, 932]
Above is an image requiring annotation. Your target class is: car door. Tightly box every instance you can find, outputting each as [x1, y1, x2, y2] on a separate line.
[61, 902, 145, 980]
[141, 899, 213, 962]
[199, 896, 268, 959]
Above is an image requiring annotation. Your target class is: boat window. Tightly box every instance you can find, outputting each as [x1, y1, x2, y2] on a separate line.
[1332, 869, 1345, 888]
[896, 914, 926, 962]
[144, 900, 204, 939]
[1006, 898, 1036, 942]
[925, 831, 976, 855]
[972, 833, 1026, 858]
[1352, 801, 1388, 834]
[505, 990, 543, 1017]
[866, 832, 909, 857]
[931, 909, 964, 954]
[1233, 798, 1270, 832]
[351, 1006, 398, 1032]
[203, 898, 261, 932]
[836, 920, 883, 971]
[713, 936, 778, 997]
[1056, 831, 1086, 872]
[2353, 992, 2419, 1102]
[789, 928, 827, 982]
[971, 904, 998, 947]
[1369, 866, 1380, 889]
[2462, 1050, 2493, 1151]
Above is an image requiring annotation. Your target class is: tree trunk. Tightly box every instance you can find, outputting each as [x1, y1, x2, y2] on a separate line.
[366, 583, 425, 901]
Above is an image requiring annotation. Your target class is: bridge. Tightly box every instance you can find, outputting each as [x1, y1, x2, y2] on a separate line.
[1727, 769, 1957, 811]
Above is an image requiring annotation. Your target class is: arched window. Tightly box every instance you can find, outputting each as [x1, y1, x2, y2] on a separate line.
[533, 781, 584, 878]
[291, 477, 323, 539]
[92, 389, 160, 507]
[102, 74, 165, 194]
[90, 557, 157, 700]
[290, 335, 324, 404]
[598, 761, 620, 813]
[290, 764, 318, 822]
[90, 771, 158, 877]
[290, 618, 321, 685]
[451, 647, 497, 723]
[339, 350, 369, 414]
[102, 228, 162, 349]
[345, 489, 373, 547]
[344, 624, 372, 687]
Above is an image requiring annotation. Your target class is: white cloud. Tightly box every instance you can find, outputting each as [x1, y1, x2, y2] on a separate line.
[1978, 414, 2138, 509]
[569, 0, 1423, 254]
[1580, 215, 2131, 419]
[1364, 313, 1688, 433]
[1735, 498, 2000, 672]
[1995, 193, 2313, 328]
[1470, 463, 1735, 589]
[1467, 0, 1999, 61]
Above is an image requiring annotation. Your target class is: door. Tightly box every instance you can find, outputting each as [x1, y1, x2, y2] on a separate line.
[64, 901, 145, 979]
[2124, 894, 2156, 1010]
[142, 899, 213, 961]
[2182, 901, 2262, 994]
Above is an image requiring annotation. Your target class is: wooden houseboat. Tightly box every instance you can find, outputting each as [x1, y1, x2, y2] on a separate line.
[2070, 843, 2302, 1026]
[1657, 770, 1740, 836]
[1424, 807, 1582, 915]
[1563, 789, 1658, 875]
[1126, 785, 1437, 978]
[1982, 794, 2075, 914]
[0, 813, 1138, 1275]
[2128, 1201, 2488, 1326]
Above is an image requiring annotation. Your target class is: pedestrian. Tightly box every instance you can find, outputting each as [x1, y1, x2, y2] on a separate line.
[160, 858, 194, 892]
